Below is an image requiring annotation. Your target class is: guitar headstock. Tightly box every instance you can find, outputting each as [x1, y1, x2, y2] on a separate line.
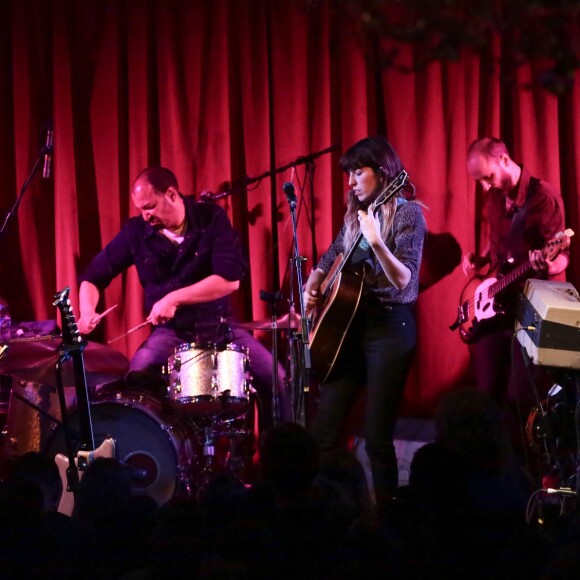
[53, 287, 82, 347]
[370, 169, 408, 213]
[544, 229, 575, 261]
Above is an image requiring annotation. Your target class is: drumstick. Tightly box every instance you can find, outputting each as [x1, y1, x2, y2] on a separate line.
[107, 320, 150, 345]
[94, 304, 118, 323]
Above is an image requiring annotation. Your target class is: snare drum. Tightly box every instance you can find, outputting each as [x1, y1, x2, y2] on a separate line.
[44, 392, 194, 506]
[166, 343, 251, 417]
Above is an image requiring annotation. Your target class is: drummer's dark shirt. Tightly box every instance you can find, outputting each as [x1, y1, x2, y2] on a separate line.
[80, 195, 246, 334]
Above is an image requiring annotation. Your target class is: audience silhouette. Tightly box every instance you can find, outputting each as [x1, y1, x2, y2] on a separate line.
[0, 402, 578, 579]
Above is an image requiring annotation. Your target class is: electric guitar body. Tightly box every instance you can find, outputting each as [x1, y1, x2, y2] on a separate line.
[452, 229, 574, 344]
[55, 438, 116, 516]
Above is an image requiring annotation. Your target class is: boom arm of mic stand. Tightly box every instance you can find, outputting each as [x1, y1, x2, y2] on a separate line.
[199, 145, 340, 202]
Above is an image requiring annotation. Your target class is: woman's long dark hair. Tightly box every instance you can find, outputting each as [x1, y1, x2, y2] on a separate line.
[339, 135, 414, 251]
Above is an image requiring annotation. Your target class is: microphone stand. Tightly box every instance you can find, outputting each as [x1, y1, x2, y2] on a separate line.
[0, 139, 52, 241]
[285, 192, 311, 427]
[306, 161, 318, 266]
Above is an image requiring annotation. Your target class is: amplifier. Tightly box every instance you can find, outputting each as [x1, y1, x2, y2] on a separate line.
[515, 279, 580, 369]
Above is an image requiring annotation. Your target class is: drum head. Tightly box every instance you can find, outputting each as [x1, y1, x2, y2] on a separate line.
[44, 396, 192, 506]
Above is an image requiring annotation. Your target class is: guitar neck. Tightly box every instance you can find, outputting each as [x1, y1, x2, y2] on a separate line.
[68, 346, 95, 449]
[488, 261, 533, 298]
[54, 286, 95, 450]
[323, 170, 408, 294]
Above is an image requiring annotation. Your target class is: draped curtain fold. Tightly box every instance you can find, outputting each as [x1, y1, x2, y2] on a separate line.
[1, 0, 578, 416]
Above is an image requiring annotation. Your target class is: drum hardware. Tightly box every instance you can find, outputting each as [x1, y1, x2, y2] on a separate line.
[193, 420, 253, 495]
[257, 289, 285, 427]
[222, 428, 252, 479]
[237, 310, 302, 331]
[172, 374, 182, 396]
[197, 425, 217, 493]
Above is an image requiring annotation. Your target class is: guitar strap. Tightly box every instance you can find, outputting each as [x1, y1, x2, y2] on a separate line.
[350, 198, 408, 267]
[349, 237, 371, 266]
[507, 176, 539, 260]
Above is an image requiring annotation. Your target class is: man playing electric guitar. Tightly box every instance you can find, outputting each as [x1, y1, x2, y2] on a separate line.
[461, 137, 569, 420]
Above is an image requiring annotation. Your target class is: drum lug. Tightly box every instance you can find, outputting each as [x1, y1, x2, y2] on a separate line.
[243, 378, 252, 395]
[6, 435, 18, 450]
[211, 351, 218, 370]
[171, 376, 182, 395]
[211, 373, 219, 392]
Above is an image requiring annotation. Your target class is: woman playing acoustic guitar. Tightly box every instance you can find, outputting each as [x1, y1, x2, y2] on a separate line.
[303, 135, 426, 509]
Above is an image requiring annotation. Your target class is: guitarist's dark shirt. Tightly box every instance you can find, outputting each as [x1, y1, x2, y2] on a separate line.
[479, 165, 568, 328]
[487, 166, 568, 273]
[79, 195, 246, 335]
[317, 200, 426, 308]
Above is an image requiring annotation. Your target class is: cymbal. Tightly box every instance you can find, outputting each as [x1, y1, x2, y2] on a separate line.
[238, 311, 302, 331]
[0, 337, 129, 387]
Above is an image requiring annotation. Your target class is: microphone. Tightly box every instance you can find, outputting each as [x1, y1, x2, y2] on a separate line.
[283, 182, 297, 207]
[42, 127, 54, 179]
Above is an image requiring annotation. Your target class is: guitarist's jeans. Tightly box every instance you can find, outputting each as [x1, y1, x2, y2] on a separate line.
[468, 326, 552, 468]
[312, 303, 416, 506]
[468, 326, 547, 408]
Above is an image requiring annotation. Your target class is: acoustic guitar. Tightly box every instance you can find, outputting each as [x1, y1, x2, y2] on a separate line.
[308, 170, 410, 382]
[52, 287, 115, 516]
[451, 229, 574, 344]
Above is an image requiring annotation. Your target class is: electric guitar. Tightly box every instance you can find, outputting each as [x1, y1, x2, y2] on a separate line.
[53, 287, 115, 516]
[308, 170, 410, 382]
[451, 229, 574, 344]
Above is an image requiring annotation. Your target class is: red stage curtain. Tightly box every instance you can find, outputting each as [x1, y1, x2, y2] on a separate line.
[1, 0, 578, 416]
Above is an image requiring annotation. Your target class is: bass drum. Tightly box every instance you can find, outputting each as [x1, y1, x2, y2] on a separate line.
[44, 392, 194, 506]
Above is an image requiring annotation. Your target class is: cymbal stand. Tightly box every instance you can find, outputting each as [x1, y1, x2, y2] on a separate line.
[284, 185, 310, 426]
[259, 289, 283, 426]
[196, 423, 217, 498]
[221, 417, 252, 479]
